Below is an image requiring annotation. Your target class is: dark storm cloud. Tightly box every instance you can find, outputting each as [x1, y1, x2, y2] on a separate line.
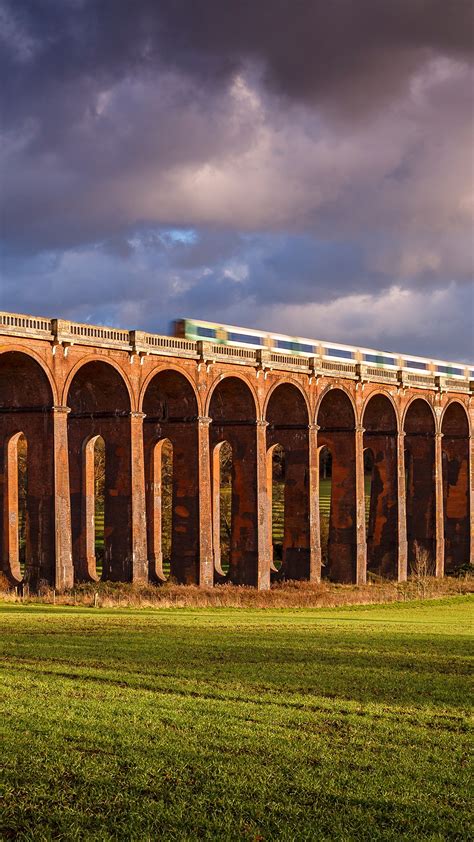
[2, 0, 472, 113]
[0, 0, 473, 361]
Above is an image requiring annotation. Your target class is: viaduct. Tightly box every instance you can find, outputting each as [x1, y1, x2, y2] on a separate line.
[0, 311, 472, 591]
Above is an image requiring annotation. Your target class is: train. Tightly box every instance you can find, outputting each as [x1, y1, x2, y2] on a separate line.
[173, 318, 473, 380]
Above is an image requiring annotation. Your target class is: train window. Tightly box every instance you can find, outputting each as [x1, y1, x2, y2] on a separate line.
[405, 359, 428, 370]
[228, 332, 263, 345]
[324, 347, 354, 360]
[196, 326, 216, 339]
[436, 365, 463, 377]
[364, 353, 395, 366]
[275, 340, 313, 353]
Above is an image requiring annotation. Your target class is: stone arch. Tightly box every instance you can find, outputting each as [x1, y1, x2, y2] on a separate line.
[362, 393, 399, 579]
[0, 344, 59, 406]
[402, 394, 436, 432]
[315, 383, 357, 428]
[205, 372, 260, 420]
[0, 349, 55, 409]
[62, 354, 134, 411]
[441, 400, 470, 571]
[362, 389, 400, 432]
[208, 376, 258, 585]
[266, 382, 310, 580]
[139, 363, 201, 415]
[0, 351, 56, 588]
[316, 387, 356, 583]
[263, 377, 311, 421]
[67, 360, 133, 583]
[143, 368, 200, 584]
[404, 397, 436, 574]
[440, 398, 470, 434]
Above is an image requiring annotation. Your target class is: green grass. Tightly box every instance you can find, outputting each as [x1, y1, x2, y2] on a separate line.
[316, 476, 372, 520]
[1, 597, 472, 840]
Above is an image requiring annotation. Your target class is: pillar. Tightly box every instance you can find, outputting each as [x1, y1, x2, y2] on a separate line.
[308, 423, 321, 582]
[3, 433, 22, 583]
[355, 425, 367, 584]
[396, 431, 408, 582]
[52, 406, 73, 590]
[434, 430, 445, 578]
[146, 440, 166, 582]
[256, 419, 271, 590]
[130, 411, 148, 582]
[266, 446, 277, 572]
[198, 416, 214, 587]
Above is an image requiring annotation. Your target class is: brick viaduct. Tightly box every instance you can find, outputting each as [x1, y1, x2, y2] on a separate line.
[0, 312, 472, 591]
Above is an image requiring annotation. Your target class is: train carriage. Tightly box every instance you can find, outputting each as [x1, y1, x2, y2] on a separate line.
[173, 318, 472, 380]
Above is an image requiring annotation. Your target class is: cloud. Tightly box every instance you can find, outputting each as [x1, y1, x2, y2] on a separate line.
[2, 1, 471, 115]
[256, 284, 474, 363]
[0, 0, 472, 361]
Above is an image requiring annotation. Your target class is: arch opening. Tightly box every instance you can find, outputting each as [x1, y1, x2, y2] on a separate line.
[267, 443, 285, 572]
[318, 445, 332, 571]
[316, 389, 356, 583]
[404, 399, 435, 576]
[212, 441, 232, 577]
[209, 377, 258, 585]
[82, 435, 105, 581]
[0, 352, 55, 589]
[441, 402, 470, 572]
[266, 383, 310, 581]
[362, 394, 398, 579]
[364, 448, 374, 531]
[93, 436, 105, 577]
[67, 361, 132, 583]
[143, 370, 199, 585]
[147, 438, 173, 582]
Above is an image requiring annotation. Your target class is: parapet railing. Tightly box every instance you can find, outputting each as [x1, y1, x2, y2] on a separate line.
[0, 311, 472, 394]
[0, 311, 53, 338]
[60, 320, 130, 349]
[135, 331, 197, 358]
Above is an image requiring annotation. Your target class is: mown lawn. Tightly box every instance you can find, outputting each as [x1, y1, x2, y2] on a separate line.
[1, 597, 472, 841]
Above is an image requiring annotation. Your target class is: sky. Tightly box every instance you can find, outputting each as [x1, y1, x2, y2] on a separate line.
[1, 0, 473, 362]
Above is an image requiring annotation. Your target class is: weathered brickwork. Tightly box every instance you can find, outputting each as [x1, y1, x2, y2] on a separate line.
[0, 314, 472, 590]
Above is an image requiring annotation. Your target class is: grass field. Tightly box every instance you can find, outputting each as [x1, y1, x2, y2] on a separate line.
[1, 597, 472, 840]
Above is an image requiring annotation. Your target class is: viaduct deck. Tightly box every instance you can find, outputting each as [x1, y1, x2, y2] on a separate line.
[0, 312, 472, 590]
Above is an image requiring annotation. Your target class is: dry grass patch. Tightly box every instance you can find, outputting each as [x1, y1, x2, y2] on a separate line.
[1, 572, 472, 610]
